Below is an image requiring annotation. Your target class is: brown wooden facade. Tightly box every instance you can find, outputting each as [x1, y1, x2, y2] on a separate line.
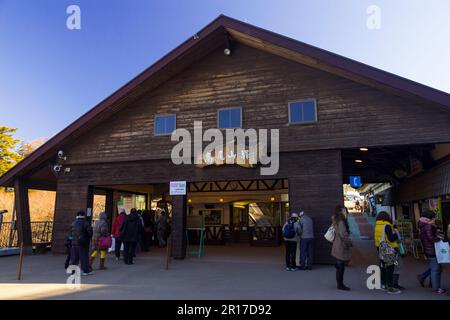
[1, 16, 450, 263]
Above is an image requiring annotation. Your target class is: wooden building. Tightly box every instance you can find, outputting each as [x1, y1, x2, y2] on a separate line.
[1, 16, 450, 263]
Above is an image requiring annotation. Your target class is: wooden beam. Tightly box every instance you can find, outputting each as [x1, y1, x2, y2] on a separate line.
[171, 195, 187, 259]
[14, 178, 32, 253]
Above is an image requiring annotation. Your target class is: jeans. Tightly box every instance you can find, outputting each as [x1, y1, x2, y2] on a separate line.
[427, 257, 442, 290]
[380, 260, 395, 288]
[70, 245, 90, 273]
[123, 241, 137, 264]
[114, 238, 123, 259]
[420, 268, 432, 280]
[300, 238, 314, 268]
[285, 240, 297, 269]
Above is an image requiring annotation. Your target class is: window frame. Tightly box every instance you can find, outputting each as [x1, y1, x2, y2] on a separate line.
[154, 113, 177, 136]
[287, 98, 318, 125]
[217, 107, 243, 129]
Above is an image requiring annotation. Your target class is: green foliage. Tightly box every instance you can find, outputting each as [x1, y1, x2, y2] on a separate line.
[0, 126, 23, 176]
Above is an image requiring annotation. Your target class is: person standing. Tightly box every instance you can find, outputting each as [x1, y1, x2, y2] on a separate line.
[156, 211, 169, 247]
[70, 210, 93, 276]
[120, 208, 143, 265]
[417, 210, 446, 295]
[282, 213, 301, 271]
[111, 208, 126, 260]
[331, 205, 352, 290]
[90, 212, 109, 271]
[374, 211, 400, 294]
[298, 211, 314, 270]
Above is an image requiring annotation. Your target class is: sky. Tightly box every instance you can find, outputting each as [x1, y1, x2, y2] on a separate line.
[0, 0, 449, 142]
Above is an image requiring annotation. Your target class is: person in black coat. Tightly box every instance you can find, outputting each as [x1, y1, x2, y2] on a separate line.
[70, 210, 93, 275]
[120, 208, 143, 265]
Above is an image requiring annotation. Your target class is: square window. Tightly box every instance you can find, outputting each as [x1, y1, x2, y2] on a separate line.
[218, 107, 242, 129]
[289, 100, 317, 124]
[154, 114, 176, 135]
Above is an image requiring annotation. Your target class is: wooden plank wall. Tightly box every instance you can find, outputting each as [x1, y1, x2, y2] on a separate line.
[63, 44, 450, 165]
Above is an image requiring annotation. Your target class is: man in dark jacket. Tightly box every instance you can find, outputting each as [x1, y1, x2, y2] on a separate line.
[70, 210, 93, 275]
[120, 208, 143, 265]
[417, 210, 446, 294]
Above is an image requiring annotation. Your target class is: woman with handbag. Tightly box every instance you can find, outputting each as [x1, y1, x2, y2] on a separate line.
[417, 210, 446, 295]
[331, 205, 352, 291]
[374, 211, 400, 294]
[90, 212, 111, 270]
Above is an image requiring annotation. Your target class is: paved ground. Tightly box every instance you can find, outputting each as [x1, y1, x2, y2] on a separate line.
[0, 241, 449, 300]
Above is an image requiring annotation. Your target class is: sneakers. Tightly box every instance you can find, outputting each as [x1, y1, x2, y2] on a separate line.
[416, 275, 425, 287]
[81, 271, 94, 276]
[285, 267, 292, 271]
[387, 287, 401, 294]
[380, 285, 387, 291]
[337, 284, 351, 291]
[434, 288, 447, 295]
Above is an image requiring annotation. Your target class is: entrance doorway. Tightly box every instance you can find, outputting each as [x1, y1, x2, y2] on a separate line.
[187, 179, 289, 248]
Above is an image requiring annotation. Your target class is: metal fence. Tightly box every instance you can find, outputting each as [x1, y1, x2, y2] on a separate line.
[0, 221, 53, 247]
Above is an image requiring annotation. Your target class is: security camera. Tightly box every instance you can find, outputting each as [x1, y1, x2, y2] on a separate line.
[57, 150, 66, 160]
[53, 165, 63, 173]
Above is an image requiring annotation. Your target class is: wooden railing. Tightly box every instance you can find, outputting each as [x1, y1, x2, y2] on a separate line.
[0, 221, 53, 248]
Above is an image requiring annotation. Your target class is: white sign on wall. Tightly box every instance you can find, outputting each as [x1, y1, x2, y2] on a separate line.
[170, 181, 187, 195]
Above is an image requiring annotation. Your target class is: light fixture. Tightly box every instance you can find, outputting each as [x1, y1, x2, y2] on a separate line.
[219, 198, 224, 202]
[188, 199, 192, 203]
[224, 48, 231, 56]
[359, 147, 369, 152]
[270, 196, 276, 202]
[355, 159, 363, 163]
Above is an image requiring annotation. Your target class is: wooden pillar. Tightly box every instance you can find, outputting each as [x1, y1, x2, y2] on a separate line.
[171, 195, 187, 259]
[86, 185, 94, 223]
[288, 150, 343, 264]
[105, 189, 115, 231]
[14, 178, 32, 253]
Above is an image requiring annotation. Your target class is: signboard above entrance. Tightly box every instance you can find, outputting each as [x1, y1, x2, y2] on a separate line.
[170, 181, 187, 195]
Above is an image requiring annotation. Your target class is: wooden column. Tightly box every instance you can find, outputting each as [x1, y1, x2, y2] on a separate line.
[171, 195, 187, 259]
[86, 185, 94, 223]
[14, 178, 32, 253]
[288, 150, 343, 264]
[105, 189, 115, 231]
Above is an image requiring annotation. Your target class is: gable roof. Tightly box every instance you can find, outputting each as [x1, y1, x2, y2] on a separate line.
[1, 14, 450, 187]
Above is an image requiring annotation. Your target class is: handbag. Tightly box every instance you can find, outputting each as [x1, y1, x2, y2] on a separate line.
[434, 240, 450, 264]
[324, 225, 336, 242]
[98, 235, 113, 250]
[379, 224, 398, 266]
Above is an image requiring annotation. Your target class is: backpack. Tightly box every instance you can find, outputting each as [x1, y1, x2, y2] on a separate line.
[283, 220, 297, 239]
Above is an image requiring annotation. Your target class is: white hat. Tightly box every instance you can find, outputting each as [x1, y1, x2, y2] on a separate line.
[291, 212, 299, 218]
[299, 211, 305, 216]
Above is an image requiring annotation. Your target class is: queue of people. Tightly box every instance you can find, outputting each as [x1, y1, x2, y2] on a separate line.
[66, 207, 171, 275]
[282, 204, 448, 296]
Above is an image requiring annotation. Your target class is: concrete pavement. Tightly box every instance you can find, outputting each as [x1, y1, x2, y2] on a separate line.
[0, 241, 449, 300]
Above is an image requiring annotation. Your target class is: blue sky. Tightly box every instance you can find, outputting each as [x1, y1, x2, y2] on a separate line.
[1, 0, 449, 142]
